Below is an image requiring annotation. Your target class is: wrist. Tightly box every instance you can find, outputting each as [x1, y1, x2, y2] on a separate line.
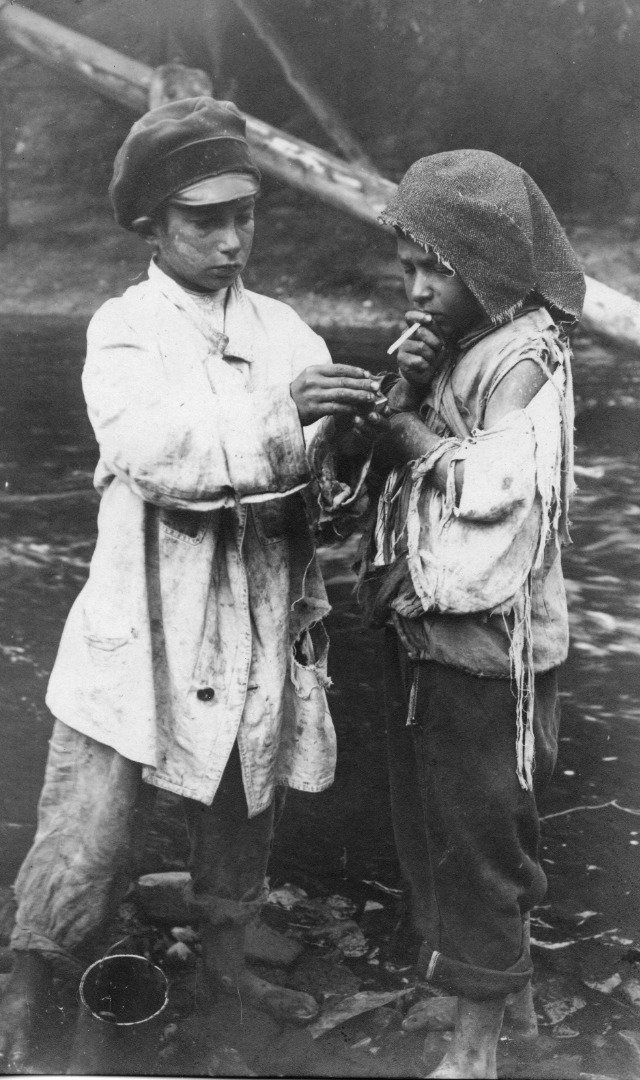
[387, 378, 423, 414]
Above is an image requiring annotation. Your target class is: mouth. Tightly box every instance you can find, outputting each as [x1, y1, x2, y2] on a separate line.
[422, 312, 448, 340]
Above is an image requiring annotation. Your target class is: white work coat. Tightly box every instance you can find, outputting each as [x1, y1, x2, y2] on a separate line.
[46, 263, 336, 813]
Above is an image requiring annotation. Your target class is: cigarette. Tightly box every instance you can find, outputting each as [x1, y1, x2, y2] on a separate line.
[387, 320, 424, 355]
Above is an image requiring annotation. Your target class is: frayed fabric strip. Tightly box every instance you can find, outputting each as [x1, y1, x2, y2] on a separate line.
[404, 438, 462, 608]
[509, 582, 536, 791]
[9, 925, 85, 976]
[417, 941, 533, 1000]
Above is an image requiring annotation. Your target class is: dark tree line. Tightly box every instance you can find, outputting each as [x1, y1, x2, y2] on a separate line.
[14, 0, 640, 212]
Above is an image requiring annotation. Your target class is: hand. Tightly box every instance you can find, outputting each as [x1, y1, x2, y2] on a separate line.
[352, 410, 391, 445]
[354, 409, 431, 469]
[291, 364, 380, 426]
[396, 311, 446, 392]
[386, 376, 423, 413]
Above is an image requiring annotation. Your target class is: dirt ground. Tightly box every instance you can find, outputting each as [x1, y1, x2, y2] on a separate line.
[1, 54, 640, 1080]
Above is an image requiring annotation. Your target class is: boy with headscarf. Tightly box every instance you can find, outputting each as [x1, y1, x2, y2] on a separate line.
[316, 150, 584, 1078]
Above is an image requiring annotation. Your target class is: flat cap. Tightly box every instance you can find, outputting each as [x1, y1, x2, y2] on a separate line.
[109, 97, 261, 230]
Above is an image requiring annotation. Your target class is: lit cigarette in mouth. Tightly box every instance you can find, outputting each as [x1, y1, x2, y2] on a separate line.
[387, 320, 425, 355]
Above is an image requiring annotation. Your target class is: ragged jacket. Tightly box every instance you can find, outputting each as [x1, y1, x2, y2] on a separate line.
[371, 307, 575, 788]
[46, 262, 335, 814]
[315, 307, 575, 791]
[376, 309, 574, 673]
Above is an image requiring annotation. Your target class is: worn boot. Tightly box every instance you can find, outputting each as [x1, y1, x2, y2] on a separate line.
[200, 921, 318, 1024]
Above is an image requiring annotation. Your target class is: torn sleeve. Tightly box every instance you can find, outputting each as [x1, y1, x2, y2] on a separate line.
[405, 409, 548, 615]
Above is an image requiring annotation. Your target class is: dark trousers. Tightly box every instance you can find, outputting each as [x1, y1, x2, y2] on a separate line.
[382, 630, 560, 999]
[185, 743, 275, 926]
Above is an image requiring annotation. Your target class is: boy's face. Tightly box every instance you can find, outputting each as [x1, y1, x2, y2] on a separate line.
[397, 235, 484, 341]
[150, 196, 255, 293]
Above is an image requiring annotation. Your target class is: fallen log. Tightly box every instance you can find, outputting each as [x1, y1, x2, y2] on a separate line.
[0, 0, 151, 110]
[581, 275, 640, 353]
[0, 2, 393, 224]
[148, 63, 213, 110]
[0, 2, 638, 349]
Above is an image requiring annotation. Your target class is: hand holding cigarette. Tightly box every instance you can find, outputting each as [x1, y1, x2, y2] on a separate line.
[390, 311, 446, 393]
[387, 320, 424, 355]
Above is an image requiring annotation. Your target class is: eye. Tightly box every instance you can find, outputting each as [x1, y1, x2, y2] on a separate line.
[236, 209, 254, 226]
[195, 213, 223, 231]
[400, 262, 415, 274]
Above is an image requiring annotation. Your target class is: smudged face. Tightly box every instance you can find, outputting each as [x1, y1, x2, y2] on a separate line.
[151, 196, 255, 293]
[397, 234, 485, 341]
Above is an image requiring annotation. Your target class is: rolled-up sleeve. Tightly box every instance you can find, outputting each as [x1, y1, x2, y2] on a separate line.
[83, 302, 311, 508]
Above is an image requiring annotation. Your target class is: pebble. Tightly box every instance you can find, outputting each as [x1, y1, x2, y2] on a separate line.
[622, 979, 640, 1009]
[166, 941, 192, 963]
[170, 926, 199, 944]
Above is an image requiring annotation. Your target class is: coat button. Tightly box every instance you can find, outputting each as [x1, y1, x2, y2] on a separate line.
[196, 687, 215, 702]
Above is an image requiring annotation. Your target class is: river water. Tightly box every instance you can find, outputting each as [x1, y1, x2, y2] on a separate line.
[0, 318, 639, 1074]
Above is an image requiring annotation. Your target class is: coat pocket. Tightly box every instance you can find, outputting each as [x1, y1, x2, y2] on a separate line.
[159, 508, 208, 545]
[84, 632, 130, 652]
[251, 499, 287, 546]
[81, 599, 133, 692]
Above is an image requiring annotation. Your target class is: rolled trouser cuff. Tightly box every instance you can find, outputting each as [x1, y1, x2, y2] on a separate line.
[9, 926, 84, 977]
[417, 941, 532, 1000]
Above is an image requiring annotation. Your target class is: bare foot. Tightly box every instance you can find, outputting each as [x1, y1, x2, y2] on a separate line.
[216, 967, 319, 1023]
[0, 953, 52, 1071]
[201, 925, 318, 1024]
[424, 996, 506, 1079]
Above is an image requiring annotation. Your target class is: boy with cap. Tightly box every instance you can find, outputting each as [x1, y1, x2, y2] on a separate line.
[0, 97, 381, 1066]
[318, 149, 583, 1078]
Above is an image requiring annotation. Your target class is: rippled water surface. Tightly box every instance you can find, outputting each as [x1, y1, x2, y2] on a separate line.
[0, 317, 638, 938]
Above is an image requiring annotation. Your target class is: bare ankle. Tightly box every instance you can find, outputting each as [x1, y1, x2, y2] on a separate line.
[426, 996, 506, 1079]
[504, 981, 538, 1037]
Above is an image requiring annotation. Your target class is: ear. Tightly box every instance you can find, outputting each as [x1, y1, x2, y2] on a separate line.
[131, 216, 160, 246]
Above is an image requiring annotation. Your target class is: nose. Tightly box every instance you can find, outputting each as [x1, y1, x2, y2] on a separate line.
[218, 223, 242, 257]
[411, 269, 435, 307]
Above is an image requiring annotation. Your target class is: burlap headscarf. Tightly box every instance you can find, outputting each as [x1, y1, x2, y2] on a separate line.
[380, 150, 585, 324]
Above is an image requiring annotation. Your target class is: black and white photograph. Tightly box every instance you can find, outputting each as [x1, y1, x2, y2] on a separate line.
[0, 2, 639, 1077]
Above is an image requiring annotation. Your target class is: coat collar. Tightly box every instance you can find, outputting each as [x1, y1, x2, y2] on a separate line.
[146, 260, 254, 363]
[456, 303, 553, 353]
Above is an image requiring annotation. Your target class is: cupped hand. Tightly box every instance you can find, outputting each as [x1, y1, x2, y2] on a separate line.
[291, 364, 380, 426]
[396, 311, 445, 391]
[352, 410, 390, 444]
[386, 375, 423, 413]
